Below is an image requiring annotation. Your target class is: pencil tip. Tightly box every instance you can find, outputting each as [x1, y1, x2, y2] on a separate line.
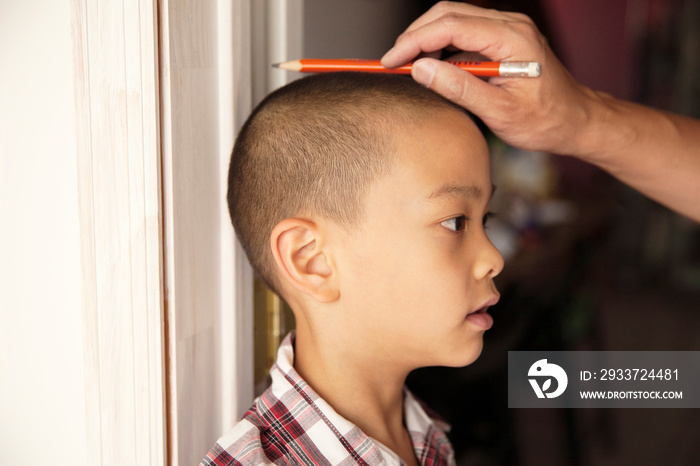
[273, 60, 301, 72]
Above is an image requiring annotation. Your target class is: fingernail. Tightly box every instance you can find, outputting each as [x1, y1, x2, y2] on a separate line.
[412, 59, 436, 86]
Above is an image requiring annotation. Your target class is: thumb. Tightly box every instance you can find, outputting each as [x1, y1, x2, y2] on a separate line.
[412, 58, 499, 118]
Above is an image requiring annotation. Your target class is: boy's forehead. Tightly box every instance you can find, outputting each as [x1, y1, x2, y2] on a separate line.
[391, 109, 488, 172]
[383, 110, 491, 200]
[392, 108, 483, 150]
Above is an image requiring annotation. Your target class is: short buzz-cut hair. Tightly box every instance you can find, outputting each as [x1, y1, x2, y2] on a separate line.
[228, 72, 460, 294]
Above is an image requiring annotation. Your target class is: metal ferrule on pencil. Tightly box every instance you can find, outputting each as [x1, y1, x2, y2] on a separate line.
[498, 61, 541, 78]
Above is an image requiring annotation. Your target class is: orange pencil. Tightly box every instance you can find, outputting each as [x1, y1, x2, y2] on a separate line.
[274, 58, 540, 78]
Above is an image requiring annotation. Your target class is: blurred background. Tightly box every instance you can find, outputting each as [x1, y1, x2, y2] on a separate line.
[255, 1, 700, 465]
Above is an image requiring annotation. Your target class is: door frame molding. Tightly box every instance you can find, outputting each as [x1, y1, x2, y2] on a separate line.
[71, 0, 166, 464]
[72, 1, 301, 463]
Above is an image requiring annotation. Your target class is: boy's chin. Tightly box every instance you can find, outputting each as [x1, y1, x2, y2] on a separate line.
[440, 341, 484, 368]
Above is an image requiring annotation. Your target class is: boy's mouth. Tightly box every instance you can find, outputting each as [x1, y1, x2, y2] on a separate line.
[465, 295, 500, 330]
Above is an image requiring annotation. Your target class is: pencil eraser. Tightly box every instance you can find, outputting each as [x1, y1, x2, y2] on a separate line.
[528, 62, 541, 77]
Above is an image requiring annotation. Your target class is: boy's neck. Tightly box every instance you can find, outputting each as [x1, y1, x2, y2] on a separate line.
[293, 322, 419, 465]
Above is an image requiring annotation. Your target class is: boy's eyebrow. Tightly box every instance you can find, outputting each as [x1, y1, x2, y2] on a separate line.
[426, 183, 495, 202]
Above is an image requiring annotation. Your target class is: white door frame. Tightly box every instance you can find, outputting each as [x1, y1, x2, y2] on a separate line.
[71, 0, 166, 464]
[72, 1, 302, 464]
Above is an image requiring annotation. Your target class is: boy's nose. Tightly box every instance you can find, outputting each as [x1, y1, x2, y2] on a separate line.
[473, 233, 504, 281]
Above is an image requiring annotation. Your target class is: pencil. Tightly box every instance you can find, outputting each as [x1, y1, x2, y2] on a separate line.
[274, 58, 541, 78]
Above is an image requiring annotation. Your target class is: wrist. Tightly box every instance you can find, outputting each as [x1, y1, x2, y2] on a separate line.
[570, 89, 638, 167]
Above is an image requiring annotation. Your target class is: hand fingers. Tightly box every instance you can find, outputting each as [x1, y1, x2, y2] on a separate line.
[417, 50, 442, 61]
[382, 13, 541, 68]
[383, 1, 535, 67]
[384, 14, 487, 67]
[411, 58, 505, 118]
[444, 50, 491, 63]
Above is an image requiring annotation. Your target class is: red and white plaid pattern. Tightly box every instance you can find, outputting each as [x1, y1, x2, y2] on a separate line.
[201, 332, 455, 466]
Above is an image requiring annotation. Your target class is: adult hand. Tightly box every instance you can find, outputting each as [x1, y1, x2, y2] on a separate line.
[381, 1, 600, 157]
[383, 2, 700, 223]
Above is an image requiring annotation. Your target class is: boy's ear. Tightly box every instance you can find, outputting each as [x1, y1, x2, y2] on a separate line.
[270, 218, 339, 303]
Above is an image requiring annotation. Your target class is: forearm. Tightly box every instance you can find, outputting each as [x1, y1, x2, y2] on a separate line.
[577, 91, 700, 222]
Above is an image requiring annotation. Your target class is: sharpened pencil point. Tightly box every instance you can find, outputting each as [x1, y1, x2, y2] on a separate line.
[274, 60, 303, 72]
[272, 63, 281, 68]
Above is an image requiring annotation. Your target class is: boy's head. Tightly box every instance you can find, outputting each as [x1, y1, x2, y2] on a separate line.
[229, 72, 503, 368]
[228, 72, 459, 294]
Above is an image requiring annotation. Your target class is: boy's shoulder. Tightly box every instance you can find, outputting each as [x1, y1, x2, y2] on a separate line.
[200, 332, 386, 465]
[200, 332, 455, 466]
[202, 395, 326, 466]
[199, 381, 385, 466]
[199, 404, 273, 466]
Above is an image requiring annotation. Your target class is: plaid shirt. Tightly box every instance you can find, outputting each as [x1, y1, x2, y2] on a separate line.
[201, 332, 455, 466]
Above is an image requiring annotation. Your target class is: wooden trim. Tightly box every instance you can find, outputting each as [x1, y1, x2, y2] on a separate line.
[71, 0, 167, 465]
[158, 0, 257, 463]
[222, 0, 255, 430]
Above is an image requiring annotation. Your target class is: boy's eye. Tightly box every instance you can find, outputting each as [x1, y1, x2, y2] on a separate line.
[441, 215, 466, 232]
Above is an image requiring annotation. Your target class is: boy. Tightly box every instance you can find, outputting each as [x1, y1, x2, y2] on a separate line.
[202, 72, 503, 466]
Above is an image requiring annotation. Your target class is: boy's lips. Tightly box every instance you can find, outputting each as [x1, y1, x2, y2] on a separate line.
[465, 295, 500, 330]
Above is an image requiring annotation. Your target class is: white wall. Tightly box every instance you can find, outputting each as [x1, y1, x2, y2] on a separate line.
[0, 1, 88, 464]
